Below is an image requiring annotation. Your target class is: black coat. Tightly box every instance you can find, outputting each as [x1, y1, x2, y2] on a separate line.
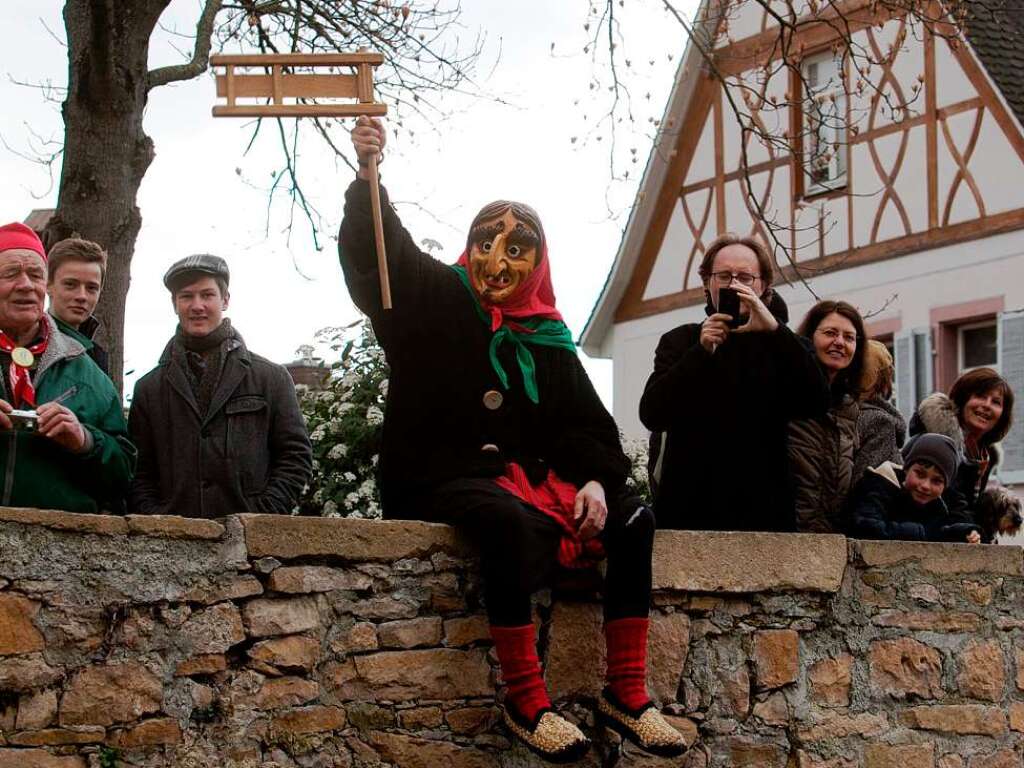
[639, 295, 829, 531]
[846, 463, 981, 542]
[338, 180, 629, 519]
[128, 332, 313, 518]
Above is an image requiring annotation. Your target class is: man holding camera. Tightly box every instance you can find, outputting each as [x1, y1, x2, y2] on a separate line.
[46, 237, 110, 376]
[0, 222, 134, 513]
[128, 255, 312, 518]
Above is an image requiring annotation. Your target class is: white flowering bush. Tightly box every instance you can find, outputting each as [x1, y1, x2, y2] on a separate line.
[621, 436, 653, 506]
[298, 320, 387, 518]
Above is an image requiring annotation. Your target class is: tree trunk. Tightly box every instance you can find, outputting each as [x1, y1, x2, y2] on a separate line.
[45, 0, 171, 395]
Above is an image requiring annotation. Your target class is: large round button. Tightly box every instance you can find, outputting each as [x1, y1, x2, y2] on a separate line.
[483, 390, 503, 410]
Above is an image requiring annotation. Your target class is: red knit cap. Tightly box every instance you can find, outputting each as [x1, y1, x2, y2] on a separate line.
[0, 223, 46, 261]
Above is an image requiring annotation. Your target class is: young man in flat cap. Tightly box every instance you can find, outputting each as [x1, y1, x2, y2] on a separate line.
[338, 118, 686, 762]
[0, 221, 134, 513]
[46, 237, 110, 375]
[128, 255, 312, 518]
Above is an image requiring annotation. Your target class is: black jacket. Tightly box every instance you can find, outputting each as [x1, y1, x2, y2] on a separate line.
[128, 330, 312, 518]
[338, 180, 629, 519]
[639, 294, 829, 531]
[908, 393, 999, 516]
[846, 462, 981, 542]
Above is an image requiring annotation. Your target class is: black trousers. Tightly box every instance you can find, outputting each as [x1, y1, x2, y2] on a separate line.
[424, 478, 655, 626]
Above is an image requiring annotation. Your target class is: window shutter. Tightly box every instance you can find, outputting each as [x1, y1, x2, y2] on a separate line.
[913, 327, 934, 404]
[895, 329, 917, 422]
[997, 310, 1024, 477]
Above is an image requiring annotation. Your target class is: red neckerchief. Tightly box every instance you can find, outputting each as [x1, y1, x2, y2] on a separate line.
[0, 323, 49, 407]
[455, 243, 564, 332]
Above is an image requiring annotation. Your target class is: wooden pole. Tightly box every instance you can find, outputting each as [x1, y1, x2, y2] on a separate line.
[366, 154, 392, 309]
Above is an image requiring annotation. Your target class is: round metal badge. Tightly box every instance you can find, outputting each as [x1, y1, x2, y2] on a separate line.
[482, 390, 504, 410]
[11, 347, 34, 368]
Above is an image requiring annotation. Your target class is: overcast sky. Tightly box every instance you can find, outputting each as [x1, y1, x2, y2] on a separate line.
[0, 0, 695, 407]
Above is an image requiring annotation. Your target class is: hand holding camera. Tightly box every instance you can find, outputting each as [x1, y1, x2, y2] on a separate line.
[0, 398, 88, 453]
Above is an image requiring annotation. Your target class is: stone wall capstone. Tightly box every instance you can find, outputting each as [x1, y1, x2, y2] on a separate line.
[0, 508, 1022, 767]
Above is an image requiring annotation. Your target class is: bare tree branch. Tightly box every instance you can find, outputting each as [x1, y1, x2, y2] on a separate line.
[147, 0, 223, 90]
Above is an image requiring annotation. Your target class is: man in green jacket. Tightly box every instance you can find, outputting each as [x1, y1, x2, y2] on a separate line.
[0, 221, 134, 513]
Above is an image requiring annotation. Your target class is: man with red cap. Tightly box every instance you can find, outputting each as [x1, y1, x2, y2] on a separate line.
[0, 222, 134, 513]
[338, 119, 686, 762]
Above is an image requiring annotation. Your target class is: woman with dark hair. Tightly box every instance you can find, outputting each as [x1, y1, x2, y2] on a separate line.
[909, 367, 1015, 520]
[640, 233, 829, 531]
[789, 300, 867, 532]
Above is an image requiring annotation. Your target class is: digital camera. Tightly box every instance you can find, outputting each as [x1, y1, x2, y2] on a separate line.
[8, 409, 39, 431]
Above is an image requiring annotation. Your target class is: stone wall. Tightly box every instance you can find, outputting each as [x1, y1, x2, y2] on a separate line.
[0, 509, 1022, 768]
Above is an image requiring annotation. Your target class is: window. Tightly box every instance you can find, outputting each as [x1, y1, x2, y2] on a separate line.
[802, 52, 847, 195]
[958, 321, 998, 373]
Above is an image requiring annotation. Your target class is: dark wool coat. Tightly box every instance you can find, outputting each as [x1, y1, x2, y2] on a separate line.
[788, 392, 860, 533]
[639, 294, 829, 531]
[852, 395, 906, 484]
[128, 331, 312, 518]
[338, 180, 629, 519]
[846, 461, 981, 542]
[908, 392, 1000, 516]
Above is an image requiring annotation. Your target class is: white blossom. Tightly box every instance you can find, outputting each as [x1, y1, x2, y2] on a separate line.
[365, 405, 384, 426]
[379, 378, 389, 396]
[322, 500, 339, 516]
[343, 471, 357, 482]
[327, 444, 348, 460]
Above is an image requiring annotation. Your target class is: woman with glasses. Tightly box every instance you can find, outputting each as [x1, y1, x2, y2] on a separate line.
[788, 300, 867, 532]
[640, 233, 829, 531]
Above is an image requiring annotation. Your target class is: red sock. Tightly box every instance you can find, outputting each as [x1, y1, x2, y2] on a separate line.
[605, 617, 650, 710]
[490, 624, 551, 724]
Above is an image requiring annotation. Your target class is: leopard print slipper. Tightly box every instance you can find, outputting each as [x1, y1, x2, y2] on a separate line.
[502, 706, 591, 764]
[597, 688, 687, 757]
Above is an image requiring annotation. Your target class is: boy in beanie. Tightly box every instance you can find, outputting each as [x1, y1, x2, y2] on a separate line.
[847, 432, 982, 542]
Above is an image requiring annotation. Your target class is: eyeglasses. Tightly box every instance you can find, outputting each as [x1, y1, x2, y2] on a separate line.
[816, 327, 858, 345]
[710, 271, 760, 287]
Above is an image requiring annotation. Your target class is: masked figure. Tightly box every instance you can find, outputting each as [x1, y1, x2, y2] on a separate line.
[337, 118, 686, 762]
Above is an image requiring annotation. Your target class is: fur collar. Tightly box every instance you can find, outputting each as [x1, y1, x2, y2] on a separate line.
[914, 393, 965, 457]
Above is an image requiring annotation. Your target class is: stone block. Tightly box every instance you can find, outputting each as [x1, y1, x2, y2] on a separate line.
[873, 611, 984, 632]
[240, 514, 471, 560]
[345, 701, 395, 732]
[869, 638, 943, 700]
[0, 655, 62, 691]
[369, 730, 493, 768]
[0, 508, 127, 536]
[242, 597, 319, 638]
[59, 662, 163, 727]
[267, 565, 373, 594]
[752, 692, 789, 725]
[899, 704, 1008, 736]
[126, 515, 225, 540]
[248, 635, 320, 672]
[1015, 647, 1024, 691]
[444, 616, 490, 647]
[16, 689, 57, 730]
[400, 706, 444, 729]
[106, 717, 182, 748]
[270, 705, 346, 735]
[718, 666, 751, 718]
[0, 594, 43, 655]
[808, 654, 852, 706]
[1010, 702, 1024, 732]
[180, 602, 245, 654]
[961, 580, 994, 606]
[754, 630, 799, 690]
[254, 676, 319, 709]
[957, 640, 1005, 701]
[939, 757, 965, 768]
[864, 744, 935, 768]
[445, 706, 496, 735]
[0, 748, 86, 767]
[174, 654, 227, 677]
[183, 574, 262, 604]
[378, 617, 443, 649]
[853, 539, 1023, 576]
[727, 738, 788, 768]
[9, 727, 105, 746]
[797, 753, 857, 768]
[653, 531, 847, 592]
[798, 712, 889, 741]
[330, 648, 492, 702]
[331, 622, 379, 655]
[967, 751, 1019, 768]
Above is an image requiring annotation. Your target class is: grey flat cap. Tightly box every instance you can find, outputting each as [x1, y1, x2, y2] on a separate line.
[163, 254, 230, 291]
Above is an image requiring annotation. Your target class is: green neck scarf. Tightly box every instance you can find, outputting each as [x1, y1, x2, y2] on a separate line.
[451, 265, 576, 404]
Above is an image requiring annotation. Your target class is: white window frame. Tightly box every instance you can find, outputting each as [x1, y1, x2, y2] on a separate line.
[957, 319, 999, 374]
[802, 51, 848, 196]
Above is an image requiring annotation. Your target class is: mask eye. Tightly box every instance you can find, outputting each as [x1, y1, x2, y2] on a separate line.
[507, 245, 521, 258]
[481, 240, 493, 254]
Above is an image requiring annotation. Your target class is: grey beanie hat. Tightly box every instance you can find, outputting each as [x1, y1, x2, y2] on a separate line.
[901, 433, 959, 486]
